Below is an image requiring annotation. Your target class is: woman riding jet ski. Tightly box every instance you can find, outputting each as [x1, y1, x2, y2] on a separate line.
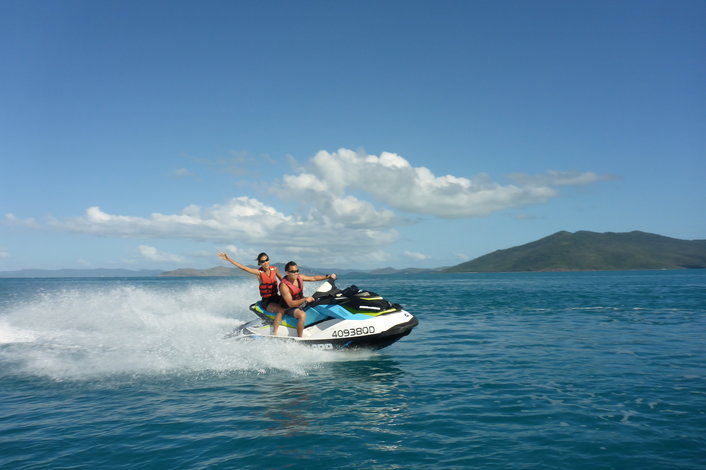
[232, 280, 419, 350]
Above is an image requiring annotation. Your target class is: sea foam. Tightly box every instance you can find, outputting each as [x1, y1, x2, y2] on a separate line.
[0, 279, 353, 380]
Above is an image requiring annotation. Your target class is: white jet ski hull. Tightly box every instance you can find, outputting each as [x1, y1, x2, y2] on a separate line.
[234, 309, 418, 350]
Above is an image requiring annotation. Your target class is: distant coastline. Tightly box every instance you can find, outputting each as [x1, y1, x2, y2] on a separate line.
[0, 266, 443, 278]
[0, 268, 165, 278]
[2, 230, 704, 278]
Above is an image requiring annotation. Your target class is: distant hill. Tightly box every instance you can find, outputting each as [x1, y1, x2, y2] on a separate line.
[160, 266, 249, 277]
[160, 263, 341, 277]
[0, 268, 163, 278]
[368, 267, 442, 275]
[444, 231, 706, 273]
[6, 231, 704, 278]
[158, 265, 442, 277]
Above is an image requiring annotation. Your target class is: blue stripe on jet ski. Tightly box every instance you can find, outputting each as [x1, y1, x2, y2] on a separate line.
[253, 301, 384, 328]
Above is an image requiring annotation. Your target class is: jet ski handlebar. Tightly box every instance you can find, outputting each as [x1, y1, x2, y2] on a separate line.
[307, 281, 377, 309]
[307, 279, 343, 308]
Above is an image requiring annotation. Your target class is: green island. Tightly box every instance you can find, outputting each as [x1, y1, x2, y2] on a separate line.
[444, 230, 706, 273]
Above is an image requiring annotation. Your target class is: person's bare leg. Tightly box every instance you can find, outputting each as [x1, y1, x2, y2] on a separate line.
[268, 304, 284, 336]
[272, 312, 283, 336]
[294, 309, 305, 337]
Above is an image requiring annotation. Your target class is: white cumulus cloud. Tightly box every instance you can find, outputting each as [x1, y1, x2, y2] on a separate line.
[171, 168, 193, 177]
[281, 149, 605, 218]
[138, 245, 185, 263]
[11, 148, 611, 266]
[508, 170, 614, 187]
[46, 197, 399, 264]
[4, 213, 40, 228]
[403, 250, 431, 261]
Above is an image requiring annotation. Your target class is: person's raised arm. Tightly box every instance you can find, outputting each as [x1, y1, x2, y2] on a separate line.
[273, 266, 284, 282]
[300, 273, 336, 282]
[217, 253, 260, 276]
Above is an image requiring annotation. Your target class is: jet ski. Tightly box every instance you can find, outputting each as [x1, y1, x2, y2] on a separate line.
[230, 280, 418, 350]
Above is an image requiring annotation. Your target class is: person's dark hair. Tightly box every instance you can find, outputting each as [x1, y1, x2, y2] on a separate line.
[285, 261, 298, 272]
[256, 252, 269, 261]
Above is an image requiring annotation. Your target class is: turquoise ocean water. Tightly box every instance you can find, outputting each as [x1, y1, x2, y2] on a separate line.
[1, 271, 705, 469]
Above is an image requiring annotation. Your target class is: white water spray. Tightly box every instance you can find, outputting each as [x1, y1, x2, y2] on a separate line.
[0, 280, 366, 380]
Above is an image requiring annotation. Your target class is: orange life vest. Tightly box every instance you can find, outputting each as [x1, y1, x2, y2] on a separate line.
[280, 276, 304, 301]
[258, 267, 278, 298]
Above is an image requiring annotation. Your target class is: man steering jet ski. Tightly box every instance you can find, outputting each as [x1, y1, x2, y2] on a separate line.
[231, 278, 419, 350]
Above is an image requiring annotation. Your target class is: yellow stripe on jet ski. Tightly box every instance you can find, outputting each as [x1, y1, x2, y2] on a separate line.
[346, 307, 399, 316]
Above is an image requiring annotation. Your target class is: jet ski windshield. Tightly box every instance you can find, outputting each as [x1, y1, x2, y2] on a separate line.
[311, 280, 343, 302]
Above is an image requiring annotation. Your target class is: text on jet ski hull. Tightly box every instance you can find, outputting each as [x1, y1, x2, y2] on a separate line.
[331, 326, 376, 338]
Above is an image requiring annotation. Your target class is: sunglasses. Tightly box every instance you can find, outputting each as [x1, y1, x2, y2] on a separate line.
[258, 258, 269, 264]
[287, 270, 299, 274]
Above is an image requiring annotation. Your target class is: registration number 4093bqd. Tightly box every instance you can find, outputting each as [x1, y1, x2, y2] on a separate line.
[331, 326, 375, 338]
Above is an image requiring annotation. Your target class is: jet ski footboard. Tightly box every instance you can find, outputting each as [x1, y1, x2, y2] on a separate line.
[250, 301, 333, 329]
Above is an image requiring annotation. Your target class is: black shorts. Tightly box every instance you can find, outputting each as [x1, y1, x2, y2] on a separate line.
[284, 307, 298, 316]
[261, 295, 281, 309]
[283, 301, 308, 316]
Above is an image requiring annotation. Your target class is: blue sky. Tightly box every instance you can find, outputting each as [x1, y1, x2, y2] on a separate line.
[1, 0, 704, 271]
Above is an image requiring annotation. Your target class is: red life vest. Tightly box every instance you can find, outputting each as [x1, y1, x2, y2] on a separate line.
[258, 267, 278, 298]
[280, 276, 304, 301]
